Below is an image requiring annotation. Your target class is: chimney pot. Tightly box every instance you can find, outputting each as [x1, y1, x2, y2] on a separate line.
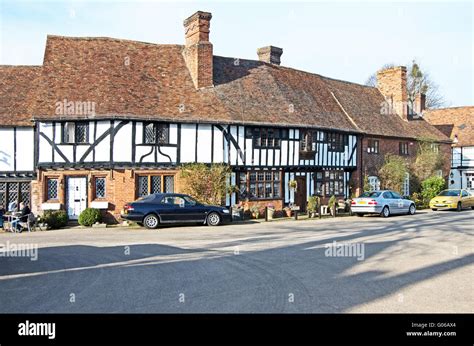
[257, 46, 283, 65]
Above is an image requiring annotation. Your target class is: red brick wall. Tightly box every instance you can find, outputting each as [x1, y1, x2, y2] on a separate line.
[32, 169, 180, 223]
[355, 136, 451, 195]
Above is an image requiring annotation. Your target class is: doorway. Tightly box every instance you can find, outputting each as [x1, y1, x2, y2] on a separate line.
[295, 176, 307, 212]
[66, 177, 87, 220]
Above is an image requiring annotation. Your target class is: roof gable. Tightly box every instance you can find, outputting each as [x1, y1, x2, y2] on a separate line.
[424, 106, 474, 146]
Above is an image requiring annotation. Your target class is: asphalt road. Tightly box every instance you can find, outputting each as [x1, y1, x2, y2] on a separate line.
[0, 210, 473, 313]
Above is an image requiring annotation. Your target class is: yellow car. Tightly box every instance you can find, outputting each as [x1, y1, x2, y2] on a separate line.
[430, 189, 474, 211]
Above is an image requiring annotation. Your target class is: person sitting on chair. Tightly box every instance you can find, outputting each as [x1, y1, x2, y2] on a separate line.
[12, 202, 31, 233]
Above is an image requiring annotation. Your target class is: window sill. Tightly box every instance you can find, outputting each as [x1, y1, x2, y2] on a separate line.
[42, 202, 61, 210]
[59, 143, 90, 145]
[91, 201, 109, 209]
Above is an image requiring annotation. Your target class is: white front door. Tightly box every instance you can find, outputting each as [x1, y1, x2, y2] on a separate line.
[67, 177, 87, 220]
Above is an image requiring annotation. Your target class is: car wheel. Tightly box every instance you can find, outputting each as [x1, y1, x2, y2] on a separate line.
[431, 208, 437, 211]
[457, 202, 462, 212]
[143, 214, 159, 229]
[355, 213, 365, 217]
[381, 206, 390, 218]
[471, 206, 474, 210]
[408, 204, 416, 215]
[206, 212, 221, 226]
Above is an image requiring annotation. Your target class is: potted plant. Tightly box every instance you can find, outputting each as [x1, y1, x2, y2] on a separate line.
[250, 204, 261, 219]
[266, 203, 275, 220]
[307, 195, 320, 218]
[283, 206, 292, 217]
[288, 179, 298, 191]
[328, 195, 337, 216]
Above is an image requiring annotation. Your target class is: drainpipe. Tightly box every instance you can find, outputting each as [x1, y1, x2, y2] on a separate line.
[358, 134, 364, 196]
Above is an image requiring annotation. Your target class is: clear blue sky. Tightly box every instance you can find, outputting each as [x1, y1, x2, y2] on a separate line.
[0, 0, 472, 107]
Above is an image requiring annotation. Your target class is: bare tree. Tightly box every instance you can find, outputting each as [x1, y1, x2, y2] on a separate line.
[365, 60, 446, 109]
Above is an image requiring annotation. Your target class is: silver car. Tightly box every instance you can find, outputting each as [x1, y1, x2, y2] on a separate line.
[351, 190, 416, 217]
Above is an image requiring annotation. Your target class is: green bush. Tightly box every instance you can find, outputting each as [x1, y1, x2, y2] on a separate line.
[42, 210, 68, 229]
[379, 154, 408, 192]
[421, 176, 446, 205]
[78, 208, 102, 227]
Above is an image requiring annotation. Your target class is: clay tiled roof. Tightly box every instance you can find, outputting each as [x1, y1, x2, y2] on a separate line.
[424, 106, 474, 146]
[0, 66, 41, 127]
[0, 35, 451, 143]
[323, 76, 450, 141]
[32, 36, 359, 132]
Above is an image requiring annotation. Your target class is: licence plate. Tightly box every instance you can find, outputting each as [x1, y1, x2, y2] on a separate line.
[358, 201, 366, 205]
[435, 204, 445, 207]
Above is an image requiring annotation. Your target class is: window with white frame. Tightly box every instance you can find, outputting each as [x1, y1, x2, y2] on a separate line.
[368, 176, 381, 191]
[367, 139, 379, 154]
[402, 173, 410, 196]
[399, 142, 409, 156]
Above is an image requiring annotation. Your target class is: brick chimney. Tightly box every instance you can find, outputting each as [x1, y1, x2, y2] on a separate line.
[414, 92, 426, 114]
[376, 66, 408, 121]
[183, 11, 213, 89]
[257, 46, 283, 65]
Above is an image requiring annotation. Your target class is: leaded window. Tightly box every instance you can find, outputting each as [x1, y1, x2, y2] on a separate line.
[239, 170, 281, 200]
[324, 171, 345, 196]
[47, 178, 59, 200]
[20, 182, 30, 204]
[143, 123, 170, 144]
[327, 133, 345, 152]
[0, 182, 31, 210]
[95, 177, 106, 199]
[8, 183, 18, 207]
[138, 176, 149, 197]
[137, 175, 175, 198]
[62, 122, 89, 144]
[246, 128, 288, 149]
[164, 176, 174, 193]
[151, 176, 162, 194]
[314, 170, 344, 196]
[75, 122, 88, 143]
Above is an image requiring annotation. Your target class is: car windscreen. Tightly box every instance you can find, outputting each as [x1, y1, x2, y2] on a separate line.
[359, 191, 382, 198]
[438, 190, 461, 197]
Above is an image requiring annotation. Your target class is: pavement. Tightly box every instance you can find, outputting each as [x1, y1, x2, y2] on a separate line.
[0, 209, 473, 313]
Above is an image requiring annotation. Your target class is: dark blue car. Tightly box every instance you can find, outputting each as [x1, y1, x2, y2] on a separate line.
[121, 193, 232, 229]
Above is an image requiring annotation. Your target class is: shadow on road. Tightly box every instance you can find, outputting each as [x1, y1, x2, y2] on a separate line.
[0, 211, 472, 313]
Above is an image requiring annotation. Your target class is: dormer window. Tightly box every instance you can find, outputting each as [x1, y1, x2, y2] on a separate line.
[62, 122, 89, 144]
